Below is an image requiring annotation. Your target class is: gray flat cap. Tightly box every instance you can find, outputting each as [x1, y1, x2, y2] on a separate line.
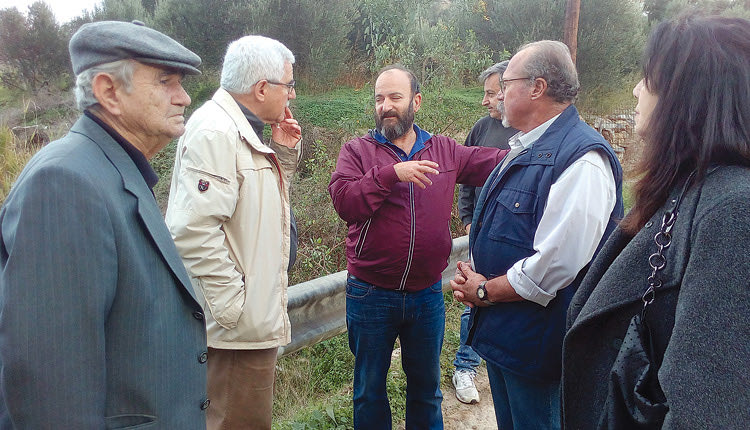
[69, 20, 201, 75]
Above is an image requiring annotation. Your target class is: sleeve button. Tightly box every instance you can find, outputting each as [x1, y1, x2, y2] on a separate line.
[201, 399, 210, 410]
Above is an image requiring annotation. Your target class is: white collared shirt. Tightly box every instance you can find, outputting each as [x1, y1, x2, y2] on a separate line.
[502, 114, 617, 306]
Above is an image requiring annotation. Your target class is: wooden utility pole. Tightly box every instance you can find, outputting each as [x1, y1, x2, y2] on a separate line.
[563, 0, 581, 64]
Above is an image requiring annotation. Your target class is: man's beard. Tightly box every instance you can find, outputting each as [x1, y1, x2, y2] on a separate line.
[498, 100, 510, 128]
[375, 99, 415, 141]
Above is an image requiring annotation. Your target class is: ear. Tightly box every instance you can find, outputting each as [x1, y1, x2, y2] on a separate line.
[530, 78, 548, 101]
[412, 92, 422, 113]
[253, 80, 268, 102]
[92, 73, 123, 115]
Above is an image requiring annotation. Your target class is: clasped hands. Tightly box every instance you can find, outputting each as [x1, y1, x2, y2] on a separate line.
[450, 262, 521, 307]
[450, 261, 491, 308]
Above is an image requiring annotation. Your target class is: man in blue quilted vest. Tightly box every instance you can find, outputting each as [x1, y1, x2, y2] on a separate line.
[450, 40, 624, 430]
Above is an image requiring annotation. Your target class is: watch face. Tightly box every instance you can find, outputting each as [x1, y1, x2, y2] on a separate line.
[477, 284, 486, 299]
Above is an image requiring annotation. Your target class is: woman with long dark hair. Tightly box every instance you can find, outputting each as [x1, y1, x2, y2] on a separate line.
[562, 13, 750, 429]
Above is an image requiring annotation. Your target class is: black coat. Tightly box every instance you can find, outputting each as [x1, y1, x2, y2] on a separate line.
[562, 166, 750, 429]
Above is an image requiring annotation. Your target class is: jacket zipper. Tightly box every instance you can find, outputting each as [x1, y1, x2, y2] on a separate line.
[398, 182, 416, 291]
[376, 141, 418, 291]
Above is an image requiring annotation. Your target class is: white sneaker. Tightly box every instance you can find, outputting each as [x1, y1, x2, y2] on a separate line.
[452, 369, 480, 404]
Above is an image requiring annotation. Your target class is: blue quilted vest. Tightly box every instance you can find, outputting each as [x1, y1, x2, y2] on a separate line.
[467, 105, 624, 381]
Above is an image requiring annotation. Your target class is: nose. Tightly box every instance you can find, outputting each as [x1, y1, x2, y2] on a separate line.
[482, 94, 490, 106]
[175, 84, 191, 107]
[633, 79, 643, 99]
[289, 86, 297, 100]
[379, 99, 392, 114]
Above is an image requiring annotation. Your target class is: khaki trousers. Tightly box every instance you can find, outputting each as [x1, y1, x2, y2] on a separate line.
[206, 347, 278, 430]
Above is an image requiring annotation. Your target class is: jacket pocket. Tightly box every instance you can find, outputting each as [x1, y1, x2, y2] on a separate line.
[105, 414, 157, 429]
[198, 276, 246, 330]
[354, 219, 372, 259]
[185, 166, 230, 184]
[487, 187, 538, 248]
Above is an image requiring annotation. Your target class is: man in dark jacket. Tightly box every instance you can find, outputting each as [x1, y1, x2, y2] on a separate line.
[450, 41, 623, 430]
[0, 21, 207, 428]
[328, 65, 508, 430]
[452, 60, 518, 405]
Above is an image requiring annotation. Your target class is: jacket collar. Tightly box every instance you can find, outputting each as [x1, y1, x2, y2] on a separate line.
[506, 104, 580, 168]
[69, 115, 199, 305]
[211, 88, 274, 155]
[369, 124, 432, 160]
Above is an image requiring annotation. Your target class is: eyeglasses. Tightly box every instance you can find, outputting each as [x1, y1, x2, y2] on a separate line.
[266, 79, 296, 94]
[500, 76, 533, 93]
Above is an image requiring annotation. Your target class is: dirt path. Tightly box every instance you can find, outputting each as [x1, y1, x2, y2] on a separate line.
[440, 366, 497, 430]
[392, 357, 497, 430]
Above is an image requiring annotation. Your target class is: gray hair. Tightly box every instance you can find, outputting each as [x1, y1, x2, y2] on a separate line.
[220, 35, 295, 94]
[517, 40, 579, 103]
[478, 60, 510, 84]
[74, 59, 135, 111]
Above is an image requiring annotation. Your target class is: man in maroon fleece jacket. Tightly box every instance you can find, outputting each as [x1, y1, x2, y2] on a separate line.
[328, 65, 508, 430]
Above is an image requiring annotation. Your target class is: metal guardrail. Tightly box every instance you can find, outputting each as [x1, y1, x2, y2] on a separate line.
[279, 235, 470, 357]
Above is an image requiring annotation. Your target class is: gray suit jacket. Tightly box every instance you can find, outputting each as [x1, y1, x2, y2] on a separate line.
[0, 116, 208, 429]
[562, 166, 750, 429]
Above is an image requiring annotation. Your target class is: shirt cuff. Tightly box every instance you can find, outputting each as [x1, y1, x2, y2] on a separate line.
[506, 259, 556, 307]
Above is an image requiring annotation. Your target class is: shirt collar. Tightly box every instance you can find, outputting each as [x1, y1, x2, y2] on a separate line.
[509, 113, 561, 150]
[371, 124, 432, 160]
[84, 110, 159, 191]
[236, 100, 266, 141]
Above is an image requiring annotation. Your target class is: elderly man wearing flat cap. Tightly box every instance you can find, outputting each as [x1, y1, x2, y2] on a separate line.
[0, 21, 208, 429]
[166, 35, 301, 430]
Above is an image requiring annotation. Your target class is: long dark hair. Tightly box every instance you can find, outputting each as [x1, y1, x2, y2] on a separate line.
[621, 13, 750, 235]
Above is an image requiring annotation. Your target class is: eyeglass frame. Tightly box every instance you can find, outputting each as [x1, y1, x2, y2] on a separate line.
[499, 76, 533, 93]
[265, 79, 296, 94]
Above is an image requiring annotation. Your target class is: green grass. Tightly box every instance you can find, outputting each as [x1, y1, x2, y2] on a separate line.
[0, 85, 17, 107]
[292, 85, 486, 139]
[292, 87, 372, 131]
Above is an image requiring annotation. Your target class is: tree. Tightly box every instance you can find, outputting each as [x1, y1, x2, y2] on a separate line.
[663, 0, 750, 19]
[452, 0, 645, 107]
[0, 2, 69, 91]
[153, 0, 265, 68]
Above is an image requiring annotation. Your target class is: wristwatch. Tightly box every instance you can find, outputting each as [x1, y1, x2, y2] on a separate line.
[476, 281, 495, 305]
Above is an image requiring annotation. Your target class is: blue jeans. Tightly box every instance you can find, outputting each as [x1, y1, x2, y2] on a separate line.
[486, 361, 561, 430]
[452, 305, 481, 372]
[346, 275, 444, 430]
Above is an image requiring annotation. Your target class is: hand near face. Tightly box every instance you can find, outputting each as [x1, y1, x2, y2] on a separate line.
[393, 160, 439, 189]
[272, 106, 302, 148]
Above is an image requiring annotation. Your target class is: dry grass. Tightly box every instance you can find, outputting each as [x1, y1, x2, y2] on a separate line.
[0, 126, 35, 203]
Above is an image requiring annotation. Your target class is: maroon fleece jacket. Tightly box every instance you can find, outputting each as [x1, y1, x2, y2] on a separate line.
[328, 133, 508, 291]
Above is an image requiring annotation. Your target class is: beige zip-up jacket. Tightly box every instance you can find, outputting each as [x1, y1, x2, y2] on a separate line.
[165, 88, 301, 349]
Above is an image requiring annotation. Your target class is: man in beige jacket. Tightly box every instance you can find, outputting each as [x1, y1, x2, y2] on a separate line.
[165, 35, 302, 430]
